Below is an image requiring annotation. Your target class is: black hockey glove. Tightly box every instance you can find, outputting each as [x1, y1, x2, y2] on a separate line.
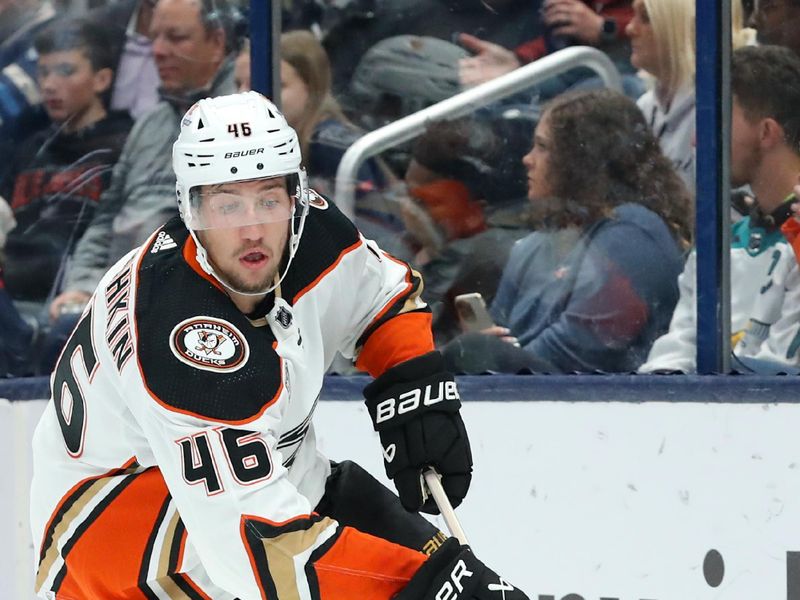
[393, 538, 530, 600]
[363, 350, 472, 514]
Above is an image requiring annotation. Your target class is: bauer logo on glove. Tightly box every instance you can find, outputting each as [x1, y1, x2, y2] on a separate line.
[375, 380, 460, 424]
[363, 350, 473, 514]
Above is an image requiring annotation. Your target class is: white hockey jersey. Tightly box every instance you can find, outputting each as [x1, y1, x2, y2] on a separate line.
[30, 199, 436, 599]
[640, 214, 800, 373]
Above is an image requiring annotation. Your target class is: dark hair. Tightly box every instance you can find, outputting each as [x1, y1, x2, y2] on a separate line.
[34, 18, 114, 72]
[732, 45, 800, 156]
[534, 89, 693, 247]
[411, 117, 503, 199]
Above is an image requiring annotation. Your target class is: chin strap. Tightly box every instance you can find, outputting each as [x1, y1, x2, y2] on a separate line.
[188, 215, 305, 299]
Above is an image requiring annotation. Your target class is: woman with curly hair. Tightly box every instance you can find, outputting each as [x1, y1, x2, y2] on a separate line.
[443, 88, 691, 374]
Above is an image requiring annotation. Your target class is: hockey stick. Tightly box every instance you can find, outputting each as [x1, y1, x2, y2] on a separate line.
[423, 468, 470, 545]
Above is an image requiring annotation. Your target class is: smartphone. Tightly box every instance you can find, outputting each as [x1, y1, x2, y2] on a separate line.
[454, 292, 496, 332]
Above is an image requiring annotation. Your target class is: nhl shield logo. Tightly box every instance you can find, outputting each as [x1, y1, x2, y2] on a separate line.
[170, 317, 249, 373]
[275, 306, 292, 328]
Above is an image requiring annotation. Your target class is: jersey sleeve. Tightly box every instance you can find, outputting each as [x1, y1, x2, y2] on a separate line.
[320, 234, 435, 377]
[638, 252, 698, 373]
[743, 253, 800, 367]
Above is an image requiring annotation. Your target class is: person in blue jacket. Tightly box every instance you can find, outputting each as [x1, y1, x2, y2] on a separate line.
[443, 88, 692, 373]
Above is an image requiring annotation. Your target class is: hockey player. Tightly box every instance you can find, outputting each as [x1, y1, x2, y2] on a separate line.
[29, 91, 528, 599]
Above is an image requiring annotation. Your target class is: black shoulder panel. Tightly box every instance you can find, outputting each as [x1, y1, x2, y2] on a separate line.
[134, 218, 283, 423]
[280, 196, 362, 303]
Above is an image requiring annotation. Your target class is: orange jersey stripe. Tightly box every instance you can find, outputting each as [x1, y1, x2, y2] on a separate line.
[54, 468, 170, 599]
[292, 238, 362, 303]
[39, 456, 139, 561]
[313, 527, 426, 599]
[182, 234, 225, 292]
[356, 312, 434, 377]
[175, 572, 213, 600]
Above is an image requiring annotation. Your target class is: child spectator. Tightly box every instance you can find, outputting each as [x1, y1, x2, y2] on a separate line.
[640, 45, 800, 373]
[0, 18, 133, 305]
[443, 89, 691, 373]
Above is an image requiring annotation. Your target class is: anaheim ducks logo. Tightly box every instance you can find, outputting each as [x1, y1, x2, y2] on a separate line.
[170, 317, 249, 373]
[196, 331, 225, 354]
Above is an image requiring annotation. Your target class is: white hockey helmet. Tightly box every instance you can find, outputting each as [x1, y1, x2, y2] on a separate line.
[172, 91, 310, 295]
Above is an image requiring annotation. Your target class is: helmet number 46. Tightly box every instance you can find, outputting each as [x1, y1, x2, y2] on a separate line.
[228, 122, 252, 137]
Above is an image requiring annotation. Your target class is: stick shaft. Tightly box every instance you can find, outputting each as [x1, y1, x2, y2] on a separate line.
[423, 469, 469, 545]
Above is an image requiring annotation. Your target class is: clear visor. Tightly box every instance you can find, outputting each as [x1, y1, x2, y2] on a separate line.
[188, 178, 296, 230]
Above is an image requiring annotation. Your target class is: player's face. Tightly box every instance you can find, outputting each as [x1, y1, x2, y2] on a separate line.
[37, 50, 110, 131]
[522, 114, 554, 201]
[150, 0, 224, 94]
[196, 178, 292, 296]
[626, 0, 660, 79]
[730, 97, 762, 188]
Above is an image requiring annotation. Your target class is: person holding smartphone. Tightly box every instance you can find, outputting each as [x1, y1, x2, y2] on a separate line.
[443, 88, 691, 374]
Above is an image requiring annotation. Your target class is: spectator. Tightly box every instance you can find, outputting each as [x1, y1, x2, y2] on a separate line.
[233, 35, 249, 91]
[732, 0, 757, 48]
[749, 0, 800, 58]
[89, 0, 160, 120]
[443, 89, 691, 374]
[0, 268, 34, 376]
[279, 29, 387, 196]
[46, 0, 237, 362]
[626, 0, 696, 194]
[782, 177, 800, 256]
[0, 195, 13, 247]
[321, 0, 541, 96]
[640, 45, 800, 374]
[0, 0, 55, 149]
[457, 0, 642, 99]
[1, 18, 133, 306]
[399, 117, 530, 343]
[0, 1, 160, 188]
